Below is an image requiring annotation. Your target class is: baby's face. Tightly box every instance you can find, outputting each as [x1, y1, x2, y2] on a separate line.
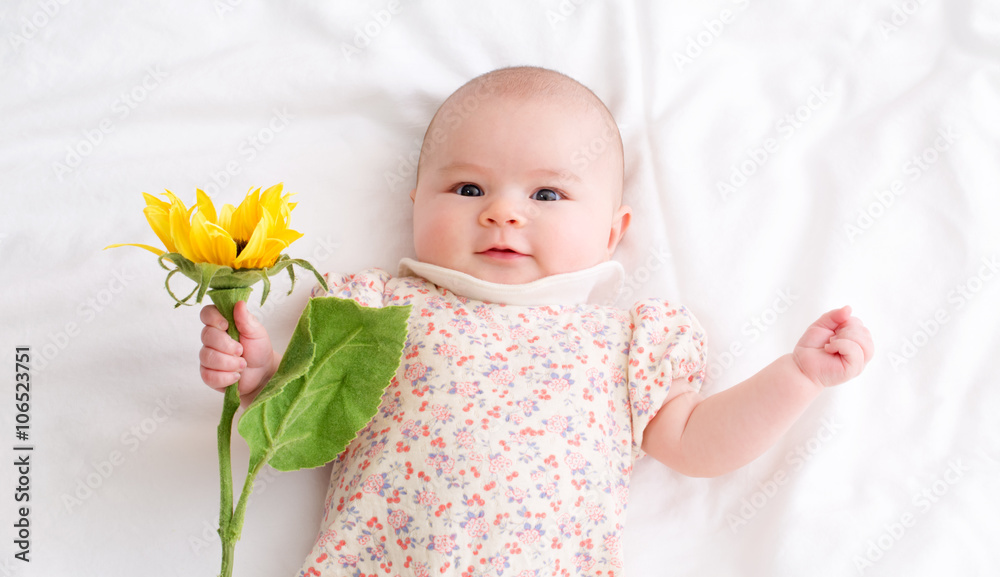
[410, 95, 630, 285]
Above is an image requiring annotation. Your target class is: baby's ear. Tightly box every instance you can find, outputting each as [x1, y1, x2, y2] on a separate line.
[409, 188, 417, 203]
[607, 204, 632, 255]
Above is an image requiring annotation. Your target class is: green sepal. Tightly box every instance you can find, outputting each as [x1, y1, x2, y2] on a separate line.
[155, 252, 329, 307]
[237, 297, 411, 472]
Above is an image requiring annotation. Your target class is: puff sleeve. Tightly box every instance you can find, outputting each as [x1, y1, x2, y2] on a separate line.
[309, 268, 393, 308]
[627, 299, 707, 460]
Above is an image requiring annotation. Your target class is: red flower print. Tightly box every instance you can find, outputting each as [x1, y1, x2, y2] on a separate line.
[474, 305, 495, 322]
[516, 522, 545, 544]
[431, 404, 452, 422]
[489, 454, 512, 474]
[455, 429, 475, 448]
[416, 491, 438, 507]
[362, 474, 386, 495]
[603, 532, 622, 554]
[565, 452, 587, 471]
[388, 509, 410, 531]
[505, 486, 528, 503]
[488, 367, 514, 387]
[510, 326, 531, 339]
[546, 376, 571, 393]
[316, 529, 338, 546]
[454, 381, 481, 397]
[435, 343, 461, 357]
[405, 362, 428, 382]
[585, 503, 605, 523]
[425, 453, 455, 475]
[464, 516, 489, 539]
[430, 534, 457, 555]
[545, 415, 568, 434]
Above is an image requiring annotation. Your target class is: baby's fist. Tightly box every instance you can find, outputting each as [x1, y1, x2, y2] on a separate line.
[199, 300, 276, 397]
[792, 306, 874, 388]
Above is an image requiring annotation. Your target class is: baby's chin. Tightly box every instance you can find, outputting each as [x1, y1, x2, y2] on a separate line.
[445, 257, 548, 286]
[450, 255, 607, 285]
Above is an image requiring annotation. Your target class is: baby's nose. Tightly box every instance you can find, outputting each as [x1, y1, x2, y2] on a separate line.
[479, 197, 527, 227]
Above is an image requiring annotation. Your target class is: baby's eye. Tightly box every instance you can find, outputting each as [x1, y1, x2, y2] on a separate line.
[530, 188, 561, 201]
[457, 184, 484, 197]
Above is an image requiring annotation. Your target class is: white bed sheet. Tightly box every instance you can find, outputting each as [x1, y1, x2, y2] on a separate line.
[2, 1, 999, 576]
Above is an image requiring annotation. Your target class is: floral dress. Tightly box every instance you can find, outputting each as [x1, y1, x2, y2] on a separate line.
[297, 260, 707, 577]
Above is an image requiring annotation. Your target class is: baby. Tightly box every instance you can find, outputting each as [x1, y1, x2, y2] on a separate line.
[199, 66, 873, 576]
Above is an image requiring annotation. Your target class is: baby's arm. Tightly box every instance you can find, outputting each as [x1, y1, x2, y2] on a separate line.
[199, 300, 281, 407]
[641, 306, 873, 477]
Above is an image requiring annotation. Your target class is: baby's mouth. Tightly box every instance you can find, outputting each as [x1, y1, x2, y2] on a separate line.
[477, 246, 528, 260]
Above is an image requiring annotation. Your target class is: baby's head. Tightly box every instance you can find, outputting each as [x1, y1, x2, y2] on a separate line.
[410, 66, 631, 284]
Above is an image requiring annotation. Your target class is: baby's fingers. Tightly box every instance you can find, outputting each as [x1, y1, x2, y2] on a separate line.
[201, 323, 243, 353]
[200, 365, 243, 391]
[834, 322, 875, 365]
[199, 341, 247, 389]
[200, 304, 228, 332]
[199, 323, 247, 392]
[824, 337, 865, 374]
[199, 335, 246, 368]
[813, 306, 852, 332]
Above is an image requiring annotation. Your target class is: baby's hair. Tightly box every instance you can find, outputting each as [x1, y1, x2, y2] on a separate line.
[417, 66, 625, 202]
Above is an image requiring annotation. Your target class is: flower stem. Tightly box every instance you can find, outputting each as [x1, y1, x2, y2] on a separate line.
[220, 534, 236, 577]
[208, 287, 253, 577]
[231, 452, 270, 542]
[217, 383, 240, 576]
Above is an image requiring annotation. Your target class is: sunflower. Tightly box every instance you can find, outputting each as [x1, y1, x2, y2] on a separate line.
[106, 184, 324, 307]
[104, 182, 351, 577]
[107, 183, 303, 270]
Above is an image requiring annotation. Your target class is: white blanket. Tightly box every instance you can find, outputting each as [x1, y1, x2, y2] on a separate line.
[2, 1, 999, 575]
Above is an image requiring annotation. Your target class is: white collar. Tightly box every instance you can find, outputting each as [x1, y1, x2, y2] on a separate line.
[397, 257, 625, 306]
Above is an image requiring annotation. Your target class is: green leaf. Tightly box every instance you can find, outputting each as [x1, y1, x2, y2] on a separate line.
[237, 297, 410, 472]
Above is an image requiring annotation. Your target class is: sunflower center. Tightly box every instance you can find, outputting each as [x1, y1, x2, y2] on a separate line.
[235, 238, 248, 256]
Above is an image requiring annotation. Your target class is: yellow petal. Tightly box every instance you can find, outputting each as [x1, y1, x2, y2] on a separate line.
[143, 206, 175, 253]
[233, 208, 271, 269]
[204, 221, 237, 266]
[104, 242, 166, 256]
[218, 204, 235, 234]
[190, 212, 220, 265]
[261, 182, 283, 198]
[168, 201, 196, 261]
[230, 188, 261, 243]
[161, 189, 188, 213]
[272, 227, 303, 246]
[258, 238, 288, 268]
[142, 192, 171, 211]
[260, 184, 282, 208]
[196, 189, 218, 224]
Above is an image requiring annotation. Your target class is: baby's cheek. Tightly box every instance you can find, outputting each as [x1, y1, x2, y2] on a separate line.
[548, 225, 608, 271]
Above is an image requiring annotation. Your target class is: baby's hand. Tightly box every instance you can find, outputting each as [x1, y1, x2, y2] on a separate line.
[199, 300, 278, 399]
[792, 306, 874, 388]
